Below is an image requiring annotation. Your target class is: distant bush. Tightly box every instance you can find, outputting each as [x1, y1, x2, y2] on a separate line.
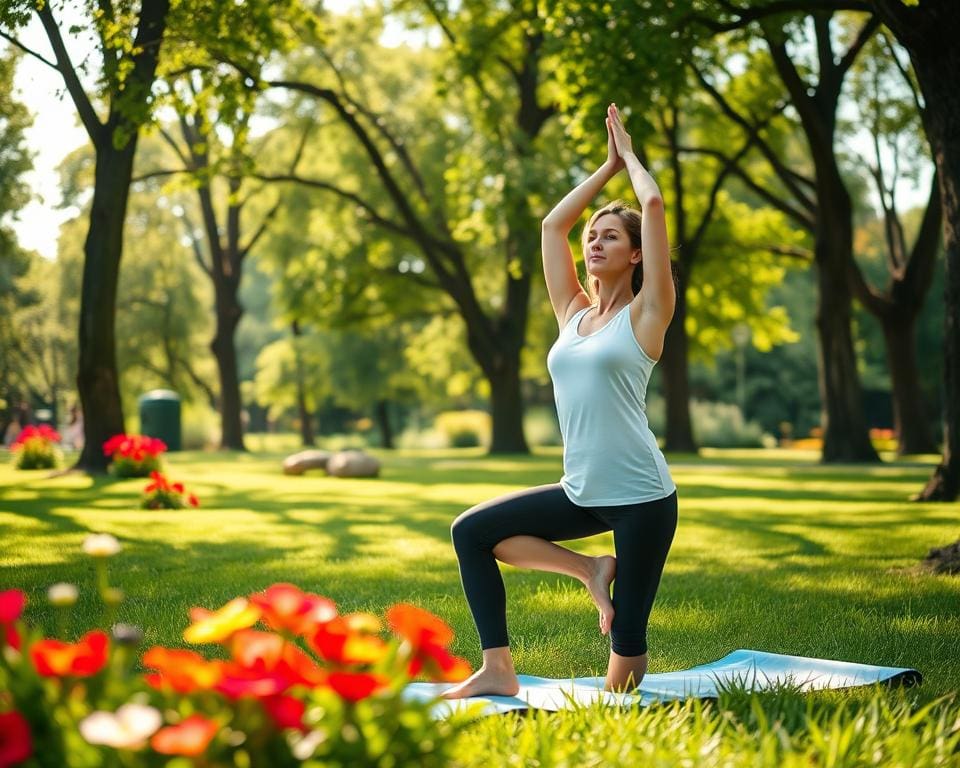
[691, 400, 770, 448]
[434, 410, 490, 448]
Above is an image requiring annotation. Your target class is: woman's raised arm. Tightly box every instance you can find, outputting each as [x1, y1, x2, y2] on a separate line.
[607, 104, 675, 326]
[541, 117, 623, 326]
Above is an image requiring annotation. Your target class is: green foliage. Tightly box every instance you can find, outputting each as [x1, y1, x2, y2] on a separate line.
[689, 400, 771, 448]
[434, 410, 491, 448]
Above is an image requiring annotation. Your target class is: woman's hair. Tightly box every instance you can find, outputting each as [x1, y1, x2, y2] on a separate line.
[581, 200, 645, 300]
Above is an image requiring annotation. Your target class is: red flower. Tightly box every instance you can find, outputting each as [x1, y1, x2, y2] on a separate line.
[309, 615, 388, 666]
[249, 583, 337, 636]
[0, 591, 25, 623]
[261, 695, 307, 732]
[30, 631, 109, 677]
[187, 495, 200, 507]
[0, 711, 32, 768]
[327, 671, 388, 702]
[215, 630, 326, 699]
[4, 625, 19, 651]
[12, 425, 60, 448]
[103, 434, 167, 459]
[150, 715, 218, 756]
[142, 647, 223, 693]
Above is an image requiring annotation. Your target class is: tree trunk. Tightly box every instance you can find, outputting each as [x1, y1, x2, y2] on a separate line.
[815, 222, 880, 463]
[75, 145, 138, 472]
[661, 274, 697, 453]
[488, 355, 529, 453]
[375, 399, 393, 449]
[872, 0, 960, 499]
[291, 321, 315, 448]
[763, 18, 880, 463]
[880, 315, 937, 455]
[211, 290, 246, 451]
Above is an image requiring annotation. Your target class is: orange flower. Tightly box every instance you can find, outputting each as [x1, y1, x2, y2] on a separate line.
[309, 614, 388, 666]
[150, 715, 218, 756]
[30, 631, 109, 677]
[183, 598, 260, 644]
[386, 603, 455, 647]
[142, 647, 223, 693]
[249, 583, 337, 636]
[327, 671, 388, 702]
[386, 604, 471, 682]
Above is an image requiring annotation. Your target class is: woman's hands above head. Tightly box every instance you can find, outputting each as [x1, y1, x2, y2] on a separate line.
[605, 111, 626, 173]
[607, 103, 634, 162]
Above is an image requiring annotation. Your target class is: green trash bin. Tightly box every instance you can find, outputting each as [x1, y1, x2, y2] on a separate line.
[139, 390, 181, 451]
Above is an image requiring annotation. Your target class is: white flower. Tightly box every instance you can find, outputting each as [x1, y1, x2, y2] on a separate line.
[79, 703, 162, 750]
[47, 582, 78, 606]
[82, 533, 122, 557]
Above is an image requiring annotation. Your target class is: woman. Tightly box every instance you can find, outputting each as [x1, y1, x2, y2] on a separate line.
[445, 104, 678, 698]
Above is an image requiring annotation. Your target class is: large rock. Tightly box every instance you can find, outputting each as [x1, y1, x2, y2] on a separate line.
[282, 449, 333, 476]
[326, 450, 381, 478]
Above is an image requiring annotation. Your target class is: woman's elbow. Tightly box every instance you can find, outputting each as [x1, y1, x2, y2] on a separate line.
[641, 195, 664, 212]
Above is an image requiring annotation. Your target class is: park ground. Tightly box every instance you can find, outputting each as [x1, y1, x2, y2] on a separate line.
[1, 443, 959, 765]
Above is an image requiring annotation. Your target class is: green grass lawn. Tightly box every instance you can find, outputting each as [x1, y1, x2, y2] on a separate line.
[2, 445, 959, 765]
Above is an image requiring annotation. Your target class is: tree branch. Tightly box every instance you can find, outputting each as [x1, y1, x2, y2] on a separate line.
[683, 0, 869, 33]
[675, 145, 815, 230]
[35, 3, 103, 143]
[691, 59, 816, 213]
[131, 168, 192, 184]
[836, 15, 881, 82]
[0, 30, 58, 70]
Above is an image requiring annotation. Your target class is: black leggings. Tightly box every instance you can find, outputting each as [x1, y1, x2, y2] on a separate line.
[450, 484, 678, 657]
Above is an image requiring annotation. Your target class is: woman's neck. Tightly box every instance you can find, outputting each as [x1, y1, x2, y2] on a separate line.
[593, 280, 633, 314]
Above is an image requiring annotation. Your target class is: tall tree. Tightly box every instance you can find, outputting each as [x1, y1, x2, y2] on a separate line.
[139, 74, 308, 451]
[847, 31, 940, 455]
[868, 0, 960, 499]
[1, 0, 171, 471]
[243, 4, 567, 453]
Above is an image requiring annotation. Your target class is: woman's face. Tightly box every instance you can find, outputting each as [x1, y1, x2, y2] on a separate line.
[583, 213, 640, 277]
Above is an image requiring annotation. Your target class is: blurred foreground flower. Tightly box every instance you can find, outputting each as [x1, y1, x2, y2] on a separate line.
[0, 556, 471, 766]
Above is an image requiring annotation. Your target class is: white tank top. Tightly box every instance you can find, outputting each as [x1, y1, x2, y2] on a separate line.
[546, 304, 675, 506]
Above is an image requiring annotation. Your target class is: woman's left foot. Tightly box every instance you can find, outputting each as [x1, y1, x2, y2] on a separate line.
[585, 555, 616, 635]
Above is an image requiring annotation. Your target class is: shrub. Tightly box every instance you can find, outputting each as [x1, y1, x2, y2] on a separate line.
[690, 400, 770, 449]
[102, 434, 166, 477]
[11, 425, 61, 470]
[0, 537, 470, 767]
[434, 410, 490, 449]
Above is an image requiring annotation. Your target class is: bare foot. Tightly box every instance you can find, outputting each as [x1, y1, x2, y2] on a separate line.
[585, 555, 616, 635]
[441, 664, 520, 699]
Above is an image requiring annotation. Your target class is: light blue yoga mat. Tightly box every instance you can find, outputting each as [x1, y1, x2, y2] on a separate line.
[403, 649, 921, 716]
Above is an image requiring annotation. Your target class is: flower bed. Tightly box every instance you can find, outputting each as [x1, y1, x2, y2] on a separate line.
[102, 434, 167, 477]
[10, 426, 61, 470]
[0, 536, 470, 766]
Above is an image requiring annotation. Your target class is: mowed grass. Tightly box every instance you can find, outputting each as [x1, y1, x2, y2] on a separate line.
[2, 445, 959, 765]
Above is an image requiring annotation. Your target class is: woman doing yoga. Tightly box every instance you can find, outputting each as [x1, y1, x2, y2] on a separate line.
[445, 104, 678, 699]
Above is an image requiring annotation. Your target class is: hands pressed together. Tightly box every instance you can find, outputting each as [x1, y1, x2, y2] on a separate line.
[605, 103, 634, 171]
